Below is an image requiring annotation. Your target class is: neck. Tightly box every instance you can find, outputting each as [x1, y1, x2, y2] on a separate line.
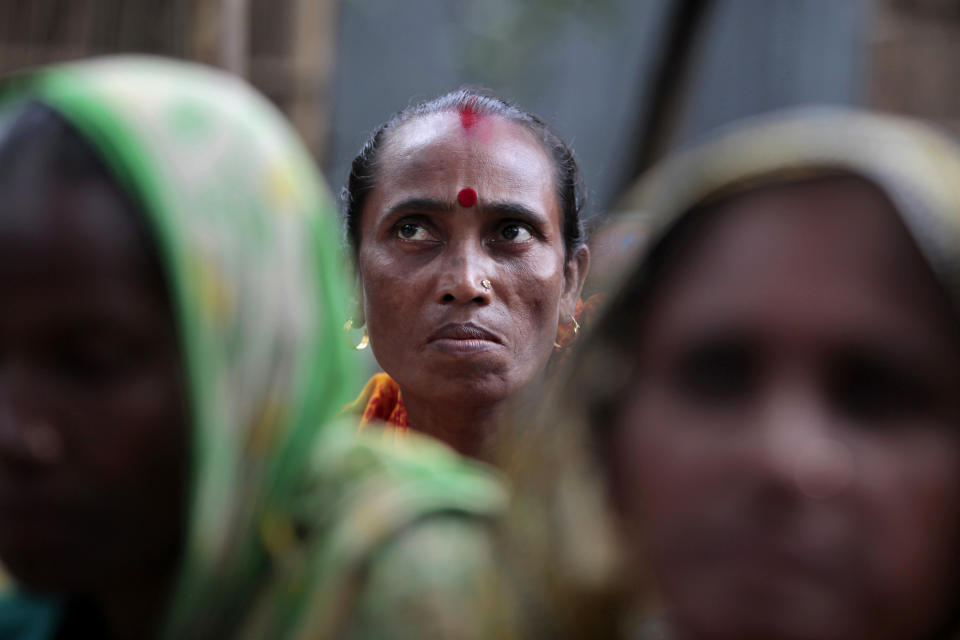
[402, 391, 502, 459]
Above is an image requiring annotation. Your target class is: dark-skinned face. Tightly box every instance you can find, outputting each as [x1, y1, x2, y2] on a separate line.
[357, 111, 587, 419]
[610, 177, 960, 640]
[0, 153, 188, 595]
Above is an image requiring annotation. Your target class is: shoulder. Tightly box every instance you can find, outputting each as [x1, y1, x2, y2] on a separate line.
[259, 421, 507, 639]
[340, 515, 504, 640]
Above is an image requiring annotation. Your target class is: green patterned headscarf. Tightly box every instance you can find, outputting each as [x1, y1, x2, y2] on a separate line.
[0, 56, 361, 634]
[0, 56, 506, 639]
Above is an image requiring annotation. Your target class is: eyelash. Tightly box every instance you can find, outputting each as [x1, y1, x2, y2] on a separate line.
[391, 217, 539, 246]
[493, 221, 535, 243]
[395, 220, 432, 241]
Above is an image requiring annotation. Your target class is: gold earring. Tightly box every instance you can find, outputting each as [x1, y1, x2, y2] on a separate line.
[553, 315, 580, 350]
[344, 318, 369, 350]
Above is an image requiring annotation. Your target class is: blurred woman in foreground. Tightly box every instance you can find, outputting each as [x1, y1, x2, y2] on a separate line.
[0, 57, 502, 639]
[501, 108, 960, 639]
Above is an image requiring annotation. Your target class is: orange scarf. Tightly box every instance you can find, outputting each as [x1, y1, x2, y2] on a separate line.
[347, 372, 410, 432]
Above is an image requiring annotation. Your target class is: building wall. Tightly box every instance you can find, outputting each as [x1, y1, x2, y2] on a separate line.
[867, 0, 960, 132]
[0, 0, 337, 158]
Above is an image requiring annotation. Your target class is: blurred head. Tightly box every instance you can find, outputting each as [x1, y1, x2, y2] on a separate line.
[0, 56, 358, 636]
[342, 90, 589, 440]
[608, 173, 960, 640]
[0, 103, 188, 593]
[505, 108, 960, 640]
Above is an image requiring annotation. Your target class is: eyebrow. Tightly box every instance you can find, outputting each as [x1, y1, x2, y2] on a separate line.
[386, 197, 454, 217]
[386, 197, 547, 225]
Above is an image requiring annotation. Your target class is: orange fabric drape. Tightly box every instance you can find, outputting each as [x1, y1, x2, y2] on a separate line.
[348, 372, 410, 432]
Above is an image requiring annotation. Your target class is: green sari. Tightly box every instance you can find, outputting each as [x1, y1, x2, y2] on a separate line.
[0, 56, 503, 639]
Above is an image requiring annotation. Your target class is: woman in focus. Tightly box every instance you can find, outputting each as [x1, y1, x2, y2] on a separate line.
[501, 108, 960, 640]
[343, 90, 590, 457]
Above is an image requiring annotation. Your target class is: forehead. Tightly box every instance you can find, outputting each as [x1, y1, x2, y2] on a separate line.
[377, 111, 555, 194]
[0, 171, 160, 293]
[685, 177, 913, 278]
[642, 176, 955, 343]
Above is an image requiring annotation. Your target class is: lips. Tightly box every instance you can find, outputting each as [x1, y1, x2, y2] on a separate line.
[429, 322, 501, 342]
[427, 322, 503, 355]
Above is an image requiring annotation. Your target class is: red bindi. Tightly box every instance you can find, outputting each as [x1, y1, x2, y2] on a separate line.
[459, 105, 479, 129]
[458, 188, 478, 208]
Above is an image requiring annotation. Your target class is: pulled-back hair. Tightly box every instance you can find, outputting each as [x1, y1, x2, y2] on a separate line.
[0, 101, 117, 187]
[341, 88, 586, 259]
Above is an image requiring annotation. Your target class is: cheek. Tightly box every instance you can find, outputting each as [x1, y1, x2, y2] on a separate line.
[74, 362, 188, 486]
[854, 433, 960, 606]
[607, 373, 769, 569]
[500, 251, 567, 328]
[359, 249, 416, 325]
[608, 381, 718, 535]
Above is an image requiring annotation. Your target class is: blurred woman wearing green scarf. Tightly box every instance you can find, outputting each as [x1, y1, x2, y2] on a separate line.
[0, 56, 502, 639]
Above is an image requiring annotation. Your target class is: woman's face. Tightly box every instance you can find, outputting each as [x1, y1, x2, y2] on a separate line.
[0, 156, 188, 593]
[357, 111, 586, 414]
[610, 177, 960, 640]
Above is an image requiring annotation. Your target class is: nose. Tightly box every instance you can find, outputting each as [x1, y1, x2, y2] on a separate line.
[436, 238, 493, 306]
[0, 365, 64, 470]
[754, 390, 854, 500]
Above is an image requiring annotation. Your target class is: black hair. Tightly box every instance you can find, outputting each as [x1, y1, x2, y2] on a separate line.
[0, 101, 118, 186]
[0, 101, 164, 288]
[341, 88, 587, 260]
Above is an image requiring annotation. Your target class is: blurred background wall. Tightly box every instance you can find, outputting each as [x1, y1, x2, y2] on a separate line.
[1, 0, 958, 217]
[0, 0, 337, 158]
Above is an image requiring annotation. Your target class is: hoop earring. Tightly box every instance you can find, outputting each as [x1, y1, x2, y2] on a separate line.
[553, 316, 581, 350]
[344, 318, 369, 350]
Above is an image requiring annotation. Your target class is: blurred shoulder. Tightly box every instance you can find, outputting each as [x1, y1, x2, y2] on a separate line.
[341, 514, 505, 640]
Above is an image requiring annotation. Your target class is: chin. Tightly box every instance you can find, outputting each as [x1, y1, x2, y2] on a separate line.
[670, 584, 864, 640]
[421, 367, 517, 404]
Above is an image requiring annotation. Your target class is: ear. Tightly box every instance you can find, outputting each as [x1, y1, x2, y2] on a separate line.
[559, 245, 590, 322]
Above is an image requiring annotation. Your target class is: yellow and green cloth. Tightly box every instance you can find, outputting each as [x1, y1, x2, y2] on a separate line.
[0, 56, 503, 639]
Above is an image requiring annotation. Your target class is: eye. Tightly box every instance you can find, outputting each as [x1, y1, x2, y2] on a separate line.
[396, 221, 431, 242]
[674, 338, 758, 406]
[497, 223, 533, 243]
[829, 353, 931, 423]
[54, 335, 138, 386]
